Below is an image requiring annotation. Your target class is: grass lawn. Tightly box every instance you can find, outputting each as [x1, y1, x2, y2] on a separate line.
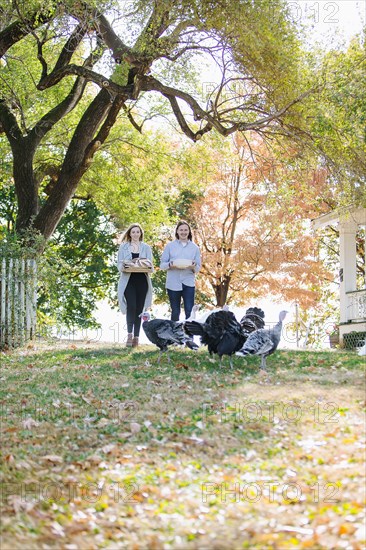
[0, 341, 365, 549]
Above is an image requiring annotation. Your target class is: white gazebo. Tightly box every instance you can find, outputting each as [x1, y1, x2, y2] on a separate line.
[313, 206, 366, 347]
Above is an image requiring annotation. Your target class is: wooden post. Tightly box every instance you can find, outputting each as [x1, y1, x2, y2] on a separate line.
[0, 259, 6, 347]
[30, 259, 37, 340]
[7, 259, 13, 346]
[14, 259, 20, 347]
[339, 219, 357, 324]
[19, 259, 25, 346]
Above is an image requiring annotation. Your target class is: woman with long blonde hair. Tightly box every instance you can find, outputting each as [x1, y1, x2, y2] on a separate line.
[117, 223, 153, 347]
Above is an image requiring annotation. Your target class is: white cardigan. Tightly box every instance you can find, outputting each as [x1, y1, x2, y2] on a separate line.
[117, 241, 154, 314]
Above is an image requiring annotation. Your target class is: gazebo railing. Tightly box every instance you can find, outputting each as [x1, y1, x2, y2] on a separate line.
[346, 289, 366, 322]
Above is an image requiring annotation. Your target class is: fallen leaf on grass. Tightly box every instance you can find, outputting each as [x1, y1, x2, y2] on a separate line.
[14, 460, 32, 470]
[176, 363, 189, 370]
[40, 454, 63, 464]
[182, 436, 207, 445]
[4, 454, 15, 463]
[8, 495, 37, 513]
[276, 525, 314, 535]
[88, 454, 104, 465]
[51, 521, 65, 537]
[338, 523, 357, 535]
[22, 417, 39, 430]
[130, 422, 141, 433]
[96, 418, 111, 428]
[101, 444, 119, 455]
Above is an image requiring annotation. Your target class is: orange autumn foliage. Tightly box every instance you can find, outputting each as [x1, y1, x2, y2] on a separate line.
[189, 136, 332, 307]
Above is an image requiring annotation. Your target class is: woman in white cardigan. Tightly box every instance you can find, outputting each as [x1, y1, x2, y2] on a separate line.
[117, 223, 153, 347]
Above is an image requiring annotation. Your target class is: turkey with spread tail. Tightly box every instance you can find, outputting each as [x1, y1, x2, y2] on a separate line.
[236, 310, 288, 370]
[140, 312, 198, 363]
[184, 306, 265, 368]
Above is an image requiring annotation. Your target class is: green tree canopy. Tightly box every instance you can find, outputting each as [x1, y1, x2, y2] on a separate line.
[37, 198, 118, 329]
[308, 33, 366, 204]
[0, 0, 313, 244]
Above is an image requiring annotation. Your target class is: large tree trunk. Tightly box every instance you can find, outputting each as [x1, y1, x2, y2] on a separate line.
[0, 86, 124, 246]
[32, 89, 124, 242]
[213, 275, 231, 307]
[0, 102, 39, 232]
[13, 145, 39, 232]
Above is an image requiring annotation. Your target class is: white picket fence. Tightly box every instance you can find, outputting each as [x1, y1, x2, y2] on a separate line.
[0, 258, 37, 348]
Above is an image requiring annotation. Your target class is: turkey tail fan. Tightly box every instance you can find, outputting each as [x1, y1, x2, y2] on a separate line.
[248, 307, 265, 318]
[241, 307, 265, 330]
[240, 318, 257, 333]
[184, 320, 205, 336]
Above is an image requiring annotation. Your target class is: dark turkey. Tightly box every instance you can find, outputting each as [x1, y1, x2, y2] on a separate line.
[240, 307, 265, 332]
[140, 312, 198, 363]
[236, 310, 288, 370]
[184, 307, 265, 368]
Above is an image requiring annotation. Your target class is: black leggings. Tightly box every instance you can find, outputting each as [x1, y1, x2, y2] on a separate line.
[124, 274, 148, 337]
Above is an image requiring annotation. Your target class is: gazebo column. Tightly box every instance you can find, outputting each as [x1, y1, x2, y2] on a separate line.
[339, 219, 357, 323]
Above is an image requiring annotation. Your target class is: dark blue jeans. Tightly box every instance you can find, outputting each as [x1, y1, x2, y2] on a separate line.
[168, 284, 195, 321]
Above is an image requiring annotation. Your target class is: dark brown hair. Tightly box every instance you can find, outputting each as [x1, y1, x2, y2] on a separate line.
[175, 220, 193, 241]
[122, 223, 144, 242]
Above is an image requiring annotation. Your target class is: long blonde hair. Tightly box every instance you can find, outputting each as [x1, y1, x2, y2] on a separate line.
[122, 223, 144, 242]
